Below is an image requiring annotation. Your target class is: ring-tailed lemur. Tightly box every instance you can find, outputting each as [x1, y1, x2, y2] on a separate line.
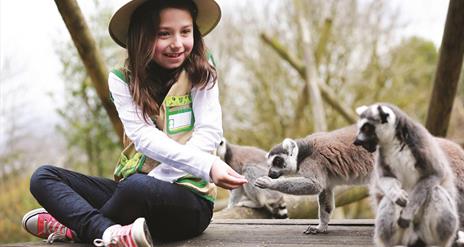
[354, 103, 461, 247]
[255, 124, 464, 236]
[217, 139, 288, 219]
[255, 125, 373, 234]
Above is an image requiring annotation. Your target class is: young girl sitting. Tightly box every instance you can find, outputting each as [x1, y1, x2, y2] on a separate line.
[22, 0, 247, 246]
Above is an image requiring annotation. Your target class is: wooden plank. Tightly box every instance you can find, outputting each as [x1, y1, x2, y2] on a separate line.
[2, 219, 374, 247]
[167, 221, 374, 247]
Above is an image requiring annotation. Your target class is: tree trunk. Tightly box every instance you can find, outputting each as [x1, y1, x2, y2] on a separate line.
[426, 0, 464, 137]
[54, 0, 124, 144]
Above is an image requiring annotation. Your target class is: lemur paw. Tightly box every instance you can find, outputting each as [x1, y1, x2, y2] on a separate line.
[255, 176, 273, 189]
[393, 189, 409, 207]
[303, 225, 328, 235]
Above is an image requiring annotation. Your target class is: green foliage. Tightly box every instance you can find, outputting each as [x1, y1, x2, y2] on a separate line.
[353, 36, 438, 122]
[210, 0, 439, 146]
[0, 177, 40, 243]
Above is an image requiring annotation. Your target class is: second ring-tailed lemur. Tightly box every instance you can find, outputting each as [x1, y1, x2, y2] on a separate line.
[255, 124, 464, 236]
[217, 138, 288, 219]
[354, 103, 461, 247]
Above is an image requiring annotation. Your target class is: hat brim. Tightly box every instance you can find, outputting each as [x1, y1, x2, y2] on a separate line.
[109, 0, 221, 48]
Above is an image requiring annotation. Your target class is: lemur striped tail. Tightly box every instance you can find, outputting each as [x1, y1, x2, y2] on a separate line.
[271, 202, 288, 219]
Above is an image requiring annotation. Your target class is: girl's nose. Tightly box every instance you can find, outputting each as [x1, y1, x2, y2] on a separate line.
[169, 36, 182, 50]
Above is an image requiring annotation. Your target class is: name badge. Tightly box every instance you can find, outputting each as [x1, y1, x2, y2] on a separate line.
[164, 95, 194, 135]
[166, 107, 194, 134]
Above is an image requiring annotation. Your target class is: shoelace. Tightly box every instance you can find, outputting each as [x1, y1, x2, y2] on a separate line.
[93, 224, 136, 247]
[41, 217, 70, 244]
[45, 232, 67, 244]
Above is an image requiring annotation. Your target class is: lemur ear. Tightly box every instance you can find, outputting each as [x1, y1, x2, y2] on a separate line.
[283, 138, 298, 157]
[356, 105, 368, 116]
[377, 105, 390, 124]
[265, 152, 270, 159]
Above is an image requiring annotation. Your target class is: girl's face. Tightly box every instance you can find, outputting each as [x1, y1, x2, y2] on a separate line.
[152, 8, 194, 69]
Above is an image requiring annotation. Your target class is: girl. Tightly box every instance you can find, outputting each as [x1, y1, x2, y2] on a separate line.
[22, 0, 247, 246]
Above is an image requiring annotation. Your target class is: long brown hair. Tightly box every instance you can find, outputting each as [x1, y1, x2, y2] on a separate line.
[125, 0, 217, 122]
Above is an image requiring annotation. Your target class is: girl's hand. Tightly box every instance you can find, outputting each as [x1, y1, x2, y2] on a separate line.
[210, 159, 247, 190]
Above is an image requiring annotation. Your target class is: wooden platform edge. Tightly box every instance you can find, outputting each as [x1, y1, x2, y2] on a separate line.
[211, 218, 375, 226]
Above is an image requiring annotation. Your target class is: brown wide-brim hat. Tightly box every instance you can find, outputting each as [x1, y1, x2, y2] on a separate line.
[109, 0, 221, 48]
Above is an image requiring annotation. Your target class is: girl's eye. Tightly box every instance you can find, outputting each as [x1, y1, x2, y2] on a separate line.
[157, 31, 169, 37]
[182, 29, 191, 34]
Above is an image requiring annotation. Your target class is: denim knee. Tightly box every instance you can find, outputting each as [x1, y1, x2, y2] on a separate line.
[30, 165, 58, 197]
[115, 174, 154, 202]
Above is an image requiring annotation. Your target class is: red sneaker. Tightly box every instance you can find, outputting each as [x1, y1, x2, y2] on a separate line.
[93, 218, 153, 247]
[22, 208, 75, 244]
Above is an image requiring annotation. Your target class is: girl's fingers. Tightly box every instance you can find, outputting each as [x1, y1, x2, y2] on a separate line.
[210, 159, 247, 189]
[222, 174, 247, 187]
[228, 168, 246, 179]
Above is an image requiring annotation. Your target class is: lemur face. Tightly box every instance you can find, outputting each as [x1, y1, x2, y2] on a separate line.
[266, 138, 299, 178]
[354, 104, 396, 153]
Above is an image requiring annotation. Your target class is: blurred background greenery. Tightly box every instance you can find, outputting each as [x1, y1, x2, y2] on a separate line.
[1, 0, 463, 243]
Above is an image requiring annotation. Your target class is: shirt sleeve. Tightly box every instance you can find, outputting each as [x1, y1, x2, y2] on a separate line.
[186, 80, 223, 154]
[108, 72, 219, 181]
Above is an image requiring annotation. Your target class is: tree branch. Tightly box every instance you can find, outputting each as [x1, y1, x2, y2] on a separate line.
[260, 33, 357, 124]
[54, 0, 123, 144]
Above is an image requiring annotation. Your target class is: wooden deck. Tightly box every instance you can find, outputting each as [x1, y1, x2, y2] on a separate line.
[2, 219, 375, 247]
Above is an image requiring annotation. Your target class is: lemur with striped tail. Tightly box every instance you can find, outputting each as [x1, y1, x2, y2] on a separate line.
[354, 103, 463, 247]
[217, 139, 288, 219]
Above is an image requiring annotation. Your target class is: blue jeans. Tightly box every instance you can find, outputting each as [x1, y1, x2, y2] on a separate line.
[29, 165, 213, 243]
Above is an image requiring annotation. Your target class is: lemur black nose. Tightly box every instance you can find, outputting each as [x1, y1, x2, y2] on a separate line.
[353, 138, 363, 146]
[268, 170, 281, 179]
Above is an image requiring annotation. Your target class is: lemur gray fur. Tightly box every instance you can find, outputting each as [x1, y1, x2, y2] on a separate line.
[255, 124, 464, 237]
[255, 125, 373, 234]
[354, 103, 462, 247]
[217, 138, 288, 219]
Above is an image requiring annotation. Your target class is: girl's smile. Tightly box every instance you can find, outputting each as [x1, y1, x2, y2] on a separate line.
[153, 8, 194, 69]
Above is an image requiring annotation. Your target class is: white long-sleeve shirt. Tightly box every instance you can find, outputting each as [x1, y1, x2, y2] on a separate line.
[108, 72, 223, 182]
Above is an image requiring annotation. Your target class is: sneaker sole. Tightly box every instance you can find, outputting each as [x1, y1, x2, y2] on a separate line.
[21, 208, 47, 237]
[132, 218, 154, 247]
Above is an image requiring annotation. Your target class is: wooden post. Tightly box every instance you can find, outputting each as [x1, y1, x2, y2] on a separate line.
[425, 0, 464, 137]
[54, 0, 124, 144]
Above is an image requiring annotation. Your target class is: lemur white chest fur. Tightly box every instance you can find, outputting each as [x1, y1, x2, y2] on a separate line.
[379, 140, 419, 190]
